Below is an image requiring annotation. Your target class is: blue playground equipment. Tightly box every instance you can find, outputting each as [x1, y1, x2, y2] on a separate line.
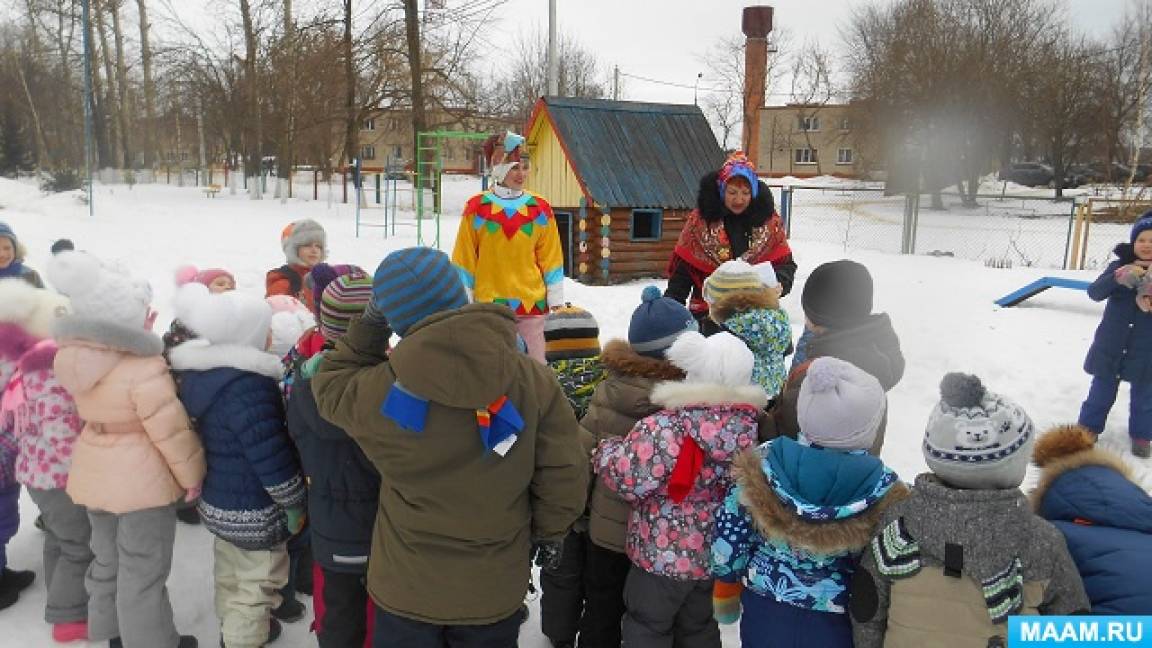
[995, 276, 1091, 307]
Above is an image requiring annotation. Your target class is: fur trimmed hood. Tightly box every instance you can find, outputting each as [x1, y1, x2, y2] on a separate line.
[651, 380, 768, 410]
[0, 278, 70, 339]
[167, 339, 285, 380]
[600, 339, 685, 381]
[732, 447, 909, 555]
[1030, 424, 1136, 508]
[53, 315, 164, 357]
[697, 170, 775, 225]
[709, 289, 780, 324]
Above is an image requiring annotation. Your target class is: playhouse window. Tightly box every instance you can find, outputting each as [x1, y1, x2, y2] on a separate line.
[630, 209, 663, 241]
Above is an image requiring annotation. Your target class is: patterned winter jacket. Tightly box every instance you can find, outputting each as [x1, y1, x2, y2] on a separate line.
[2, 336, 83, 491]
[548, 355, 606, 421]
[711, 291, 791, 399]
[0, 324, 39, 490]
[711, 439, 907, 621]
[169, 340, 305, 550]
[595, 380, 764, 580]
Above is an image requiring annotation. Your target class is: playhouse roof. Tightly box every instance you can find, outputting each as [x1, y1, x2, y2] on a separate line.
[532, 97, 724, 210]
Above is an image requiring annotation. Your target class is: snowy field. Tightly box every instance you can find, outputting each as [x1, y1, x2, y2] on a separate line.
[0, 175, 1149, 646]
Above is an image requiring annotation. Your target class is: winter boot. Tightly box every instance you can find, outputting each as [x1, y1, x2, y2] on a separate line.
[271, 596, 305, 623]
[0, 567, 35, 610]
[112, 634, 196, 648]
[1134, 438, 1151, 458]
[51, 620, 88, 642]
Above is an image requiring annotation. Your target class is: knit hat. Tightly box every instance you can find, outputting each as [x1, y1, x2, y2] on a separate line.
[629, 286, 699, 358]
[0, 222, 25, 262]
[175, 282, 272, 350]
[796, 357, 886, 451]
[544, 305, 601, 361]
[801, 260, 874, 329]
[1131, 211, 1152, 243]
[319, 270, 373, 341]
[281, 219, 328, 266]
[716, 152, 759, 200]
[703, 259, 770, 304]
[47, 251, 153, 328]
[923, 373, 1035, 490]
[0, 278, 71, 339]
[665, 330, 754, 386]
[50, 239, 74, 255]
[372, 247, 469, 337]
[486, 131, 525, 185]
[175, 265, 235, 291]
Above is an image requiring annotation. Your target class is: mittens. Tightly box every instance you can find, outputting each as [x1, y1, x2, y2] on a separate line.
[1114, 264, 1146, 289]
[532, 539, 564, 572]
[713, 580, 744, 624]
[285, 506, 307, 536]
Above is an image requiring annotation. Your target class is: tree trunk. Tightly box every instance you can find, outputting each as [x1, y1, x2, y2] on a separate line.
[17, 63, 50, 168]
[110, 0, 132, 168]
[278, 0, 294, 195]
[403, 0, 426, 188]
[136, 0, 156, 168]
[342, 0, 357, 201]
[84, 10, 110, 168]
[239, 0, 262, 198]
[94, 0, 122, 168]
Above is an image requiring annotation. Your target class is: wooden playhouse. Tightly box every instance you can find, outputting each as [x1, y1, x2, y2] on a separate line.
[523, 97, 724, 285]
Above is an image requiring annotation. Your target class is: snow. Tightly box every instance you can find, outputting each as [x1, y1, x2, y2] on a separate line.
[0, 175, 1148, 647]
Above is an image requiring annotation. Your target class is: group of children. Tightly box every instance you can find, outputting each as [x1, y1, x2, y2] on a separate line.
[0, 207, 1147, 648]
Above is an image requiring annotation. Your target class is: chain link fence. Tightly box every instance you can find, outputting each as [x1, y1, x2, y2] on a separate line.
[1074, 198, 1152, 271]
[778, 185, 1079, 269]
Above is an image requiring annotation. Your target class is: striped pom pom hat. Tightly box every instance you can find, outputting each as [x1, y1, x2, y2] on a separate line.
[319, 269, 373, 340]
[544, 305, 600, 361]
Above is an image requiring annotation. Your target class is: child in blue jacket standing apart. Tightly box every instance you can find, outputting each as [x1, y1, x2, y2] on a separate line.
[1079, 212, 1152, 458]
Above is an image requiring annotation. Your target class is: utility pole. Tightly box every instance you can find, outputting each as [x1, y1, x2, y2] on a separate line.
[694, 72, 703, 106]
[547, 0, 559, 96]
[613, 65, 620, 101]
[81, 0, 95, 216]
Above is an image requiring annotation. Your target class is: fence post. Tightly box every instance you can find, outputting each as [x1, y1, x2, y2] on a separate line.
[901, 193, 919, 254]
[780, 186, 793, 236]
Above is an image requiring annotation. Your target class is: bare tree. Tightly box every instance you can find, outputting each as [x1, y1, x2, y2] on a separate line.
[699, 30, 790, 154]
[789, 38, 836, 175]
[239, 0, 262, 196]
[137, 0, 157, 167]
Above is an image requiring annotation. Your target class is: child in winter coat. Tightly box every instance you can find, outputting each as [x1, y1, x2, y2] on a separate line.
[595, 330, 763, 648]
[711, 357, 908, 648]
[773, 259, 904, 455]
[167, 283, 307, 648]
[162, 265, 236, 356]
[266, 219, 327, 305]
[572, 285, 695, 648]
[1078, 212, 1152, 458]
[0, 280, 90, 640]
[313, 247, 588, 647]
[703, 259, 791, 400]
[1032, 424, 1152, 615]
[0, 222, 45, 287]
[286, 268, 379, 648]
[851, 373, 1089, 647]
[48, 251, 205, 648]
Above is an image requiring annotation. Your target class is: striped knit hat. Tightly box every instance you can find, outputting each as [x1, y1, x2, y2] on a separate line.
[320, 269, 373, 341]
[703, 259, 773, 304]
[545, 305, 600, 361]
[372, 247, 468, 337]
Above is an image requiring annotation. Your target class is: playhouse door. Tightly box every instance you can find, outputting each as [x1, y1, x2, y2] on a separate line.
[554, 211, 573, 277]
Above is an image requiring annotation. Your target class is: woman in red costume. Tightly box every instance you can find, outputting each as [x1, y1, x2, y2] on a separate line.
[665, 153, 797, 335]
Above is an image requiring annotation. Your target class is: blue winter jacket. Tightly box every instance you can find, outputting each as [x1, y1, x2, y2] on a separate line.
[287, 353, 380, 573]
[171, 343, 306, 551]
[1084, 244, 1152, 383]
[1035, 453, 1152, 615]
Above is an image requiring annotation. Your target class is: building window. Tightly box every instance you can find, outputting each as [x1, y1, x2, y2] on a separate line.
[360, 145, 376, 160]
[840, 117, 851, 131]
[630, 209, 663, 241]
[392, 145, 402, 159]
[361, 118, 375, 131]
[836, 148, 854, 165]
[794, 148, 818, 165]
[798, 115, 820, 132]
[387, 119, 398, 131]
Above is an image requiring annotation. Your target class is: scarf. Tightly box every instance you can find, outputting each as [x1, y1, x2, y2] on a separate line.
[381, 382, 525, 457]
[0, 260, 25, 279]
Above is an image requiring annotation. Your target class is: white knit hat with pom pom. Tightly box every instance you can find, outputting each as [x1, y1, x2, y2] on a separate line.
[665, 330, 754, 387]
[47, 251, 152, 329]
[797, 357, 886, 450]
[174, 282, 272, 350]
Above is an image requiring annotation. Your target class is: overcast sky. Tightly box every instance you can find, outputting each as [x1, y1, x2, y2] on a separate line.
[486, 0, 1135, 105]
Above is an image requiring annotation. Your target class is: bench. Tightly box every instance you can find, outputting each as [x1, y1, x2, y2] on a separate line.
[995, 276, 1091, 307]
[203, 185, 222, 198]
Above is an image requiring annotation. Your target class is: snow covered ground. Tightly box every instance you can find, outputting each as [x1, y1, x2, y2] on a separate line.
[0, 175, 1149, 646]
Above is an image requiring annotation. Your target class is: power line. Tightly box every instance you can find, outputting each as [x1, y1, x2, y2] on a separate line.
[617, 70, 796, 97]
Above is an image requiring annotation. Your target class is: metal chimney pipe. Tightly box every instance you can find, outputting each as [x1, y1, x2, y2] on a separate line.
[741, 6, 774, 166]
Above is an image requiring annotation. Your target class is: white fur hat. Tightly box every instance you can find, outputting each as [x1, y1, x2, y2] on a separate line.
[266, 297, 315, 358]
[797, 357, 886, 451]
[47, 251, 152, 329]
[281, 219, 327, 266]
[665, 330, 754, 387]
[175, 282, 272, 350]
[0, 278, 71, 339]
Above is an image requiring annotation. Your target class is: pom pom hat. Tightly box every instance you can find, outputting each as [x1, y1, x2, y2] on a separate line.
[796, 357, 886, 450]
[628, 285, 698, 358]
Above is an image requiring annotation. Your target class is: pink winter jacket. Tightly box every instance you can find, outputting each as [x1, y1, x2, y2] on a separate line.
[1, 335, 84, 491]
[594, 381, 765, 580]
[54, 317, 205, 514]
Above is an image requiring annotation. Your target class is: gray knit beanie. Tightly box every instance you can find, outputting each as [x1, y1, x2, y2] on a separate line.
[923, 373, 1034, 490]
[796, 357, 886, 450]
